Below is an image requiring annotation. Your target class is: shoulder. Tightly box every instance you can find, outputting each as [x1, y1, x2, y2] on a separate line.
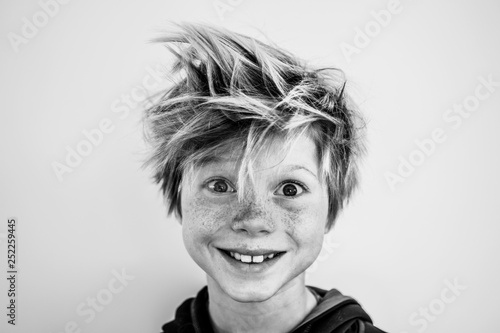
[160, 286, 212, 333]
[293, 286, 388, 333]
[161, 320, 179, 333]
[160, 297, 195, 333]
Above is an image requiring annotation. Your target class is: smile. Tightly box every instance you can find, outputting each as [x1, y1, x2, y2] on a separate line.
[218, 249, 286, 265]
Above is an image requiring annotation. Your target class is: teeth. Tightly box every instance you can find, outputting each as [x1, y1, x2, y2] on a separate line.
[240, 255, 252, 263]
[228, 251, 280, 263]
[252, 255, 264, 263]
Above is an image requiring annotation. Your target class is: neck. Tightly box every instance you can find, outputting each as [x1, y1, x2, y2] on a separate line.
[207, 274, 317, 333]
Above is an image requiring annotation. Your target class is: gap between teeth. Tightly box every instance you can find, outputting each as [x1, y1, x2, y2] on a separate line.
[229, 252, 276, 263]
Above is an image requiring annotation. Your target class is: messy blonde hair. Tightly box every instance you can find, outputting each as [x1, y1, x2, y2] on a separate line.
[143, 22, 365, 230]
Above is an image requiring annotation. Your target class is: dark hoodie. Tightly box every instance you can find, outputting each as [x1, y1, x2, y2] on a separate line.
[161, 286, 387, 333]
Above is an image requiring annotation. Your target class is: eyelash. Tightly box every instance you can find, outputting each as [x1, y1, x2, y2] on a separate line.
[275, 179, 309, 198]
[204, 178, 309, 197]
[204, 177, 237, 194]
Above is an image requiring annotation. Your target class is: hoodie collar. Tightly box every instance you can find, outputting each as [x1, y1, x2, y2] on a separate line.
[189, 285, 357, 333]
[290, 285, 356, 331]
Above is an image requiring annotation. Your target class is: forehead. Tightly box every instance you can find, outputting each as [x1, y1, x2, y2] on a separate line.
[189, 133, 320, 177]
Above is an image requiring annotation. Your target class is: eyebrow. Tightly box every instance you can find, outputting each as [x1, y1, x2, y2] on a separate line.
[278, 165, 318, 179]
[199, 159, 318, 179]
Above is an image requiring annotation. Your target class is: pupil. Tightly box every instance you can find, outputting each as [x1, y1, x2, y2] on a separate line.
[283, 184, 297, 196]
[214, 181, 228, 192]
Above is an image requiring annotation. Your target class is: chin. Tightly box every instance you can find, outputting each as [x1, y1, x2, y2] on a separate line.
[221, 280, 280, 303]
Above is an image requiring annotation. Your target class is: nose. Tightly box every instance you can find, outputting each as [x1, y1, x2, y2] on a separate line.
[231, 199, 276, 236]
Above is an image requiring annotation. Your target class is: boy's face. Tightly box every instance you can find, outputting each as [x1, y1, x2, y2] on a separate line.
[180, 134, 329, 302]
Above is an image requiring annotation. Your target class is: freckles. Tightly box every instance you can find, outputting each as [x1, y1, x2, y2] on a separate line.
[242, 198, 278, 230]
[280, 207, 306, 239]
[184, 195, 230, 234]
[280, 204, 324, 239]
[281, 207, 301, 228]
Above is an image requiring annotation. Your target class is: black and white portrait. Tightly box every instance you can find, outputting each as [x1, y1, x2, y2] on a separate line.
[1, 1, 499, 332]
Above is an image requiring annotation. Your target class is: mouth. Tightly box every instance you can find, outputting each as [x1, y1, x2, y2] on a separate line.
[218, 248, 286, 264]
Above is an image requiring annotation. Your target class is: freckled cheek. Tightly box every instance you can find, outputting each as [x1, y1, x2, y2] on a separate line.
[181, 197, 232, 243]
[282, 207, 327, 250]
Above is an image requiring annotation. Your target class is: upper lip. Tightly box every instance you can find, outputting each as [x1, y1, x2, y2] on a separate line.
[218, 248, 285, 256]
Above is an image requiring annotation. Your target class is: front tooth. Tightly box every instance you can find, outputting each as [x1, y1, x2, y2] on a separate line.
[240, 255, 251, 263]
[234, 253, 241, 260]
[252, 255, 264, 263]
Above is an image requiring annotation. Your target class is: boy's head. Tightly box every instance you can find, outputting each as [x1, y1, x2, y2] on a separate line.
[143, 22, 365, 232]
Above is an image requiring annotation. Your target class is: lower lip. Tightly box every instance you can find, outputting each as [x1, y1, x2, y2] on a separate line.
[218, 249, 285, 274]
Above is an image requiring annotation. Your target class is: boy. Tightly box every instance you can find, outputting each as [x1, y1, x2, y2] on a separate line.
[143, 23, 386, 333]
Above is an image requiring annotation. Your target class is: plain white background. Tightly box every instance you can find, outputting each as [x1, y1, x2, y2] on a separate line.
[1, 0, 500, 332]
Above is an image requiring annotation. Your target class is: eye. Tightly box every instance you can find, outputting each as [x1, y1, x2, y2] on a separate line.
[206, 179, 236, 194]
[274, 180, 307, 197]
